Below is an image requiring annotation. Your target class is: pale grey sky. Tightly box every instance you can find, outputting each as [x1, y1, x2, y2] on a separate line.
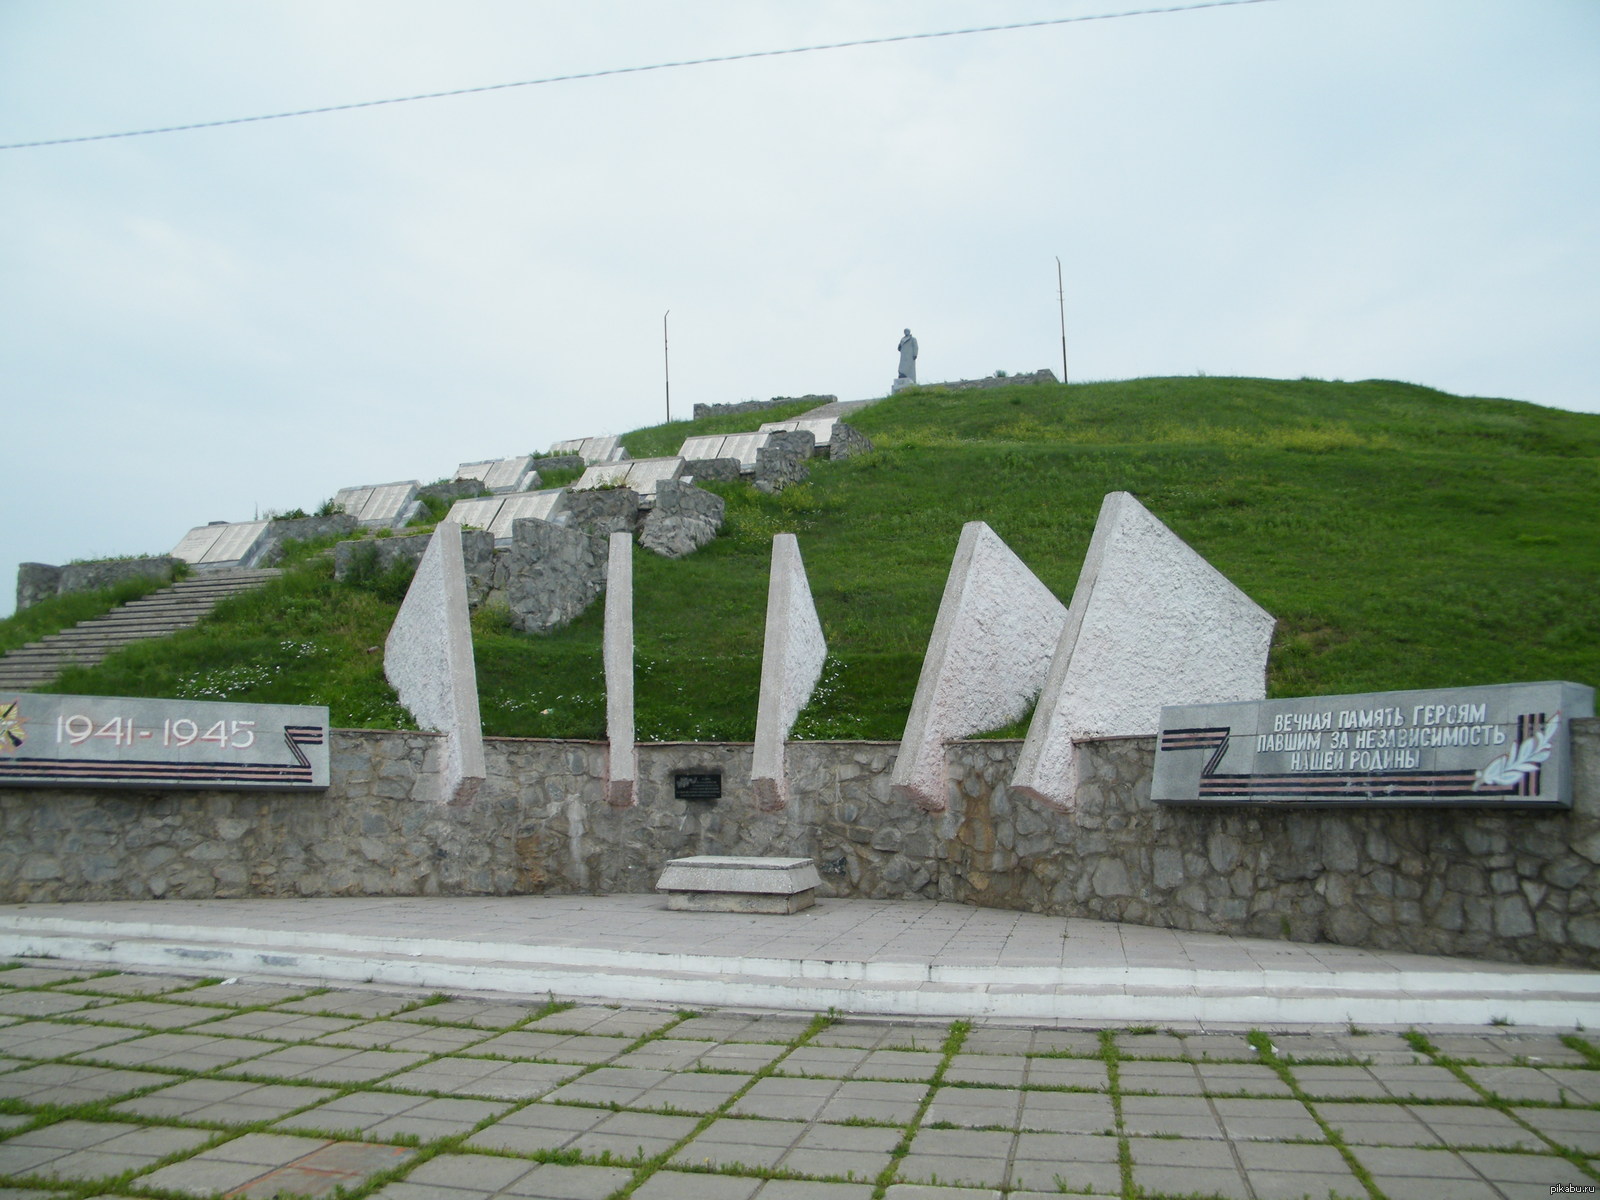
[2, 0, 1596, 615]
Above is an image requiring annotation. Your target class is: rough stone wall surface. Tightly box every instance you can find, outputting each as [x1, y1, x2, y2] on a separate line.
[418, 480, 489, 505]
[754, 431, 815, 494]
[563, 488, 642, 538]
[254, 515, 359, 567]
[506, 518, 608, 633]
[529, 454, 585, 474]
[682, 458, 742, 483]
[333, 533, 432, 582]
[692, 396, 835, 421]
[3, 720, 1595, 968]
[17, 557, 182, 612]
[637, 480, 725, 559]
[827, 423, 874, 461]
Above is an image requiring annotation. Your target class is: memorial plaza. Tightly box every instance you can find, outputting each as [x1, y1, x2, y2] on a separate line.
[0, 894, 1598, 1200]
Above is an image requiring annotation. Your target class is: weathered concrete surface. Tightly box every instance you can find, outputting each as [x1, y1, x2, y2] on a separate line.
[1013, 491, 1274, 813]
[383, 522, 484, 806]
[751, 535, 827, 811]
[604, 532, 636, 808]
[892, 522, 1066, 812]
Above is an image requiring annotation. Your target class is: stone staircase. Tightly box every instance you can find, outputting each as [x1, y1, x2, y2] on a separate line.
[0, 568, 281, 691]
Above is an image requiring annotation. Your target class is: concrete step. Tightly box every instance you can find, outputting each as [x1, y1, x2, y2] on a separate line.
[0, 568, 282, 690]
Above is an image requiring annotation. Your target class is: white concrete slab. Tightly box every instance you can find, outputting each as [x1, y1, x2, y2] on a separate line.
[444, 496, 503, 533]
[488, 490, 567, 541]
[1012, 491, 1276, 812]
[574, 458, 684, 503]
[761, 417, 837, 447]
[455, 456, 537, 493]
[751, 534, 828, 811]
[604, 531, 635, 807]
[3, 896, 1595, 1027]
[892, 522, 1068, 812]
[677, 434, 728, 460]
[171, 521, 270, 566]
[383, 522, 485, 806]
[552, 436, 628, 464]
[336, 481, 421, 529]
[717, 432, 769, 470]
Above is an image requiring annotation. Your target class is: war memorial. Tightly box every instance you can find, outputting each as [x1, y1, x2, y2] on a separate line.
[1, 359, 1598, 1199]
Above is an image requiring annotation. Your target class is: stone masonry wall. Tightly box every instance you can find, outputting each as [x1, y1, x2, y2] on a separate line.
[16, 557, 182, 612]
[692, 396, 836, 421]
[2, 720, 1596, 967]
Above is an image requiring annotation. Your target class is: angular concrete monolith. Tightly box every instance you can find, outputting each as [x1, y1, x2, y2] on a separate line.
[751, 534, 828, 812]
[603, 531, 636, 807]
[384, 521, 485, 806]
[891, 522, 1069, 812]
[1011, 491, 1275, 812]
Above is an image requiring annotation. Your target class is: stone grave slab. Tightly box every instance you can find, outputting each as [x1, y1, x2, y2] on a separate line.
[1153, 681, 1595, 808]
[604, 532, 635, 807]
[1011, 491, 1275, 812]
[573, 462, 632, 492]
[384, 521, 485, 806]
[892, 522, 1067, 812]
[655, 856, 821, 913]
[751, 534, 827, 811]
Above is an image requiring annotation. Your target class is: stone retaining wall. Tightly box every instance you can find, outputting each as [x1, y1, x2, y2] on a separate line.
[2, 721, 1596, 967]
[692, 396, 836, 421]
[15, 557, 182, 612]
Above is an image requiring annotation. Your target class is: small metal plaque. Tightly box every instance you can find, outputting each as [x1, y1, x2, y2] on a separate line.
[1153, 681, 1593, 808]
[674, 772, 722, 801]
[0, 693, 331, 791]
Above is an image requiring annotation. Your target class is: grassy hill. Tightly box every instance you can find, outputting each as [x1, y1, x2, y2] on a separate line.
[17, 376, 1600, 741]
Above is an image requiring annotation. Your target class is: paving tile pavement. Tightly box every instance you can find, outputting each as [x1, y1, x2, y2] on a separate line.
[0, 961, 1598, 1199]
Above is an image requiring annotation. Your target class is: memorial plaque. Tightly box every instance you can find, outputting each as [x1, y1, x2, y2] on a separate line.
[718, 432, 769, 470]
[481, 456, 535, 493]
[199, 520, 269, 565]
[552, 436, 627, 465]
[619, 457, 684, 500]
[574, 462, 632, 491]
[359, 482, 419, 524]
[489, 490, 566, 540]
[761, 417, 835, 447]
[334, 485, 375, 517]
[678, 435, 728, 460]
[445, 496, 502, 531]
[0, 693, 331, 790]
[171, 524, 226, 564]
[673, 772, 722, 801]
[1152, 681, 1594, 808]
[453, 459, 497, 484]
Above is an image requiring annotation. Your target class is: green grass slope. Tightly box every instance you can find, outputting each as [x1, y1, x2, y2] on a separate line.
[17, 376, 1600, 740]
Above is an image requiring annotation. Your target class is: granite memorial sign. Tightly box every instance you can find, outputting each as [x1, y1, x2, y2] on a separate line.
[0, 693, 331, 790]
[1153, 680, 1594, 808]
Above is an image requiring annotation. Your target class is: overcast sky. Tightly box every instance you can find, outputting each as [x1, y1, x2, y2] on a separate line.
[2, 0, 1596, 616]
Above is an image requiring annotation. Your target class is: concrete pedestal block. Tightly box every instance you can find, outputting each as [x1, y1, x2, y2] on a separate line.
[656, 855, 820, 913]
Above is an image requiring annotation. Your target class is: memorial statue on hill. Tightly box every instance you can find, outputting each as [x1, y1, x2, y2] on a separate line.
[893, 328, 918, 393]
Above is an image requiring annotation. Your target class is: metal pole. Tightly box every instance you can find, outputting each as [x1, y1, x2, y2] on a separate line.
[1056, 257, 1068, 386]
[663, 310, 671, 423]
